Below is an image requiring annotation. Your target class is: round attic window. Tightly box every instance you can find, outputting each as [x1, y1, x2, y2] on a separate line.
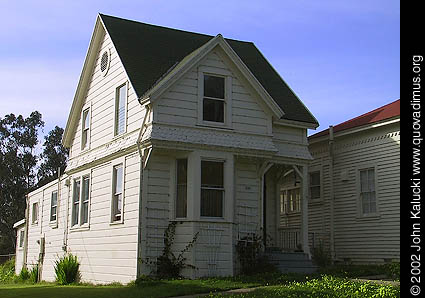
[100, 50, 110, 75]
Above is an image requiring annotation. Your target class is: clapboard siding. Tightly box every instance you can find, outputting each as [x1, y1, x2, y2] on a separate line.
[23, 152, 140, 284]
[69, 31, 144, 159]
[155, 49, 270, 135]
[308, 122, 400, 263]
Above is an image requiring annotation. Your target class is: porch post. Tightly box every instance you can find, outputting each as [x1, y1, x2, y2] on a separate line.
[301, 164, 310, 257]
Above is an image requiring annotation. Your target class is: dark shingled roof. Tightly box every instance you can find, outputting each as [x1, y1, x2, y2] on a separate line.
[100, 14, 317, 124]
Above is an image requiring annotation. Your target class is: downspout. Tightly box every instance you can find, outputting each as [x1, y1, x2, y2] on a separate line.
[136, 105, 150, 277]
[23, 195, 30, 269]
[63, 175, 71, 251]
[329, 125, 335, 261]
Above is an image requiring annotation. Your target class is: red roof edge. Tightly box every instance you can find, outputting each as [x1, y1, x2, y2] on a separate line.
[309, 99, 400, 139]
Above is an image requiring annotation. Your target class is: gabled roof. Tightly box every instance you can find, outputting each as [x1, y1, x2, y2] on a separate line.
[99, 14, 317, 125]
[309, 99, 400, 139]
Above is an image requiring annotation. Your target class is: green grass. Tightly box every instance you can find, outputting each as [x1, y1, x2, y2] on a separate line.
[0, 278, 258, 298]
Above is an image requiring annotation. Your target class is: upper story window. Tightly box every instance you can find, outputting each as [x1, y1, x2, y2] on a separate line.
[72, 175, 90, 227]
[32, 202, 39, 224]
[81, 108, 90, 150]
[176, 159, 188, 218]
[50, 191, 58, 222]
[203, 75, 225, 123]
[309, 171, 321, 200]
[112, 164, 124, 222]
[115, 84, 127, 136]
[200, 160, 224, 217]
[359, 168, 377, 215]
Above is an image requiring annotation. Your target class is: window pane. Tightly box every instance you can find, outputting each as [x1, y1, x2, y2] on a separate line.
[72, 180, 80, 225]
[19, 231, 24, 247]
[204, 75, 224, 98]
[116, 85, 126, 135]
[81, 202, 88, 224]
[310, 186, 320, 200]
[201, 161, 223, 187]
[82, 130, 88, 148]
[114, 165, 123, 194]
[368, 169, 375, 191]
[310, 172, 320, 185]
[201, 189, 223, 217]
[113, 194, 122, 221]
[176, 159, 187, 218]
[50, 192, 57, 221]
[360, 170, 368, 192]
[73, 181, 80, 203]
[82, 177, 90, 202]
[203, 98, 224, 122]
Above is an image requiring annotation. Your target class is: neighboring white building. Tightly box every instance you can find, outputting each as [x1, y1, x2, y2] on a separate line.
[304, 100, 400, 263]
[15, 14, 319, 283]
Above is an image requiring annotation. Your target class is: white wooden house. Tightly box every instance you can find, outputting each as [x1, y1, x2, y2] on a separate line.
[15, 14, 319, 283]
[302, 100, 400, 263]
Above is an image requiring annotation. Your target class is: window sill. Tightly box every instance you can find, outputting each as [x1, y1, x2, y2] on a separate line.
[70, 225, 90, 232]
[171, 218, 232, 224]
[308, 199, 323, 205]
[49, 221, 58, 229]
[110, 221, 124, 226]
[356, 213, 381, 221]
[196, 123, 233, 131]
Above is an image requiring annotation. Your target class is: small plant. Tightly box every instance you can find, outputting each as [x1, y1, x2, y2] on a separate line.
[236, 233, 276, 275]
[54, 253, 80, 285]
[384, 262, 400, 280]
[29, 264, 39, 283]
[18, 266, 30, 281]
[144, 221, 198, 278]
[311, 243, 331, 267]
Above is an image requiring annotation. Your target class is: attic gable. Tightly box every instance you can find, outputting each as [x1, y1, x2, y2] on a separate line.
[99, 14, 318, 125]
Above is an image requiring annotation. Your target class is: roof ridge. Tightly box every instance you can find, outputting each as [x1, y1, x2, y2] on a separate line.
[99, 13, 253, 44]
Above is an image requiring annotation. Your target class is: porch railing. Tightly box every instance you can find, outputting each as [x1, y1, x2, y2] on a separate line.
[278, 228, 301, 251]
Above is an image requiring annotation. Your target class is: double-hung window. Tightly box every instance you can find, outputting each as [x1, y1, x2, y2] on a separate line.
[115, 84, 127, 136]
[201, 160, 224, 217]
[50, 191, 58, 222]
[309, 171, 321, 200]
[81, 108, 90, 149]
[32, 202, 38, 224]
[360, 168, 377, 215]
[72, 176, 90, 227]
[281, 188, 300, 213]
[112, 164, 124, 222]
[203, 75, 225, 123]
[176, 159, 188, 218]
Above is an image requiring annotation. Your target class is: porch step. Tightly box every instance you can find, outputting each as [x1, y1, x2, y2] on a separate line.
[262, 251, 317, 274]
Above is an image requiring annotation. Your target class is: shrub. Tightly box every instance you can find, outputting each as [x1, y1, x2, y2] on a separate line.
[54, 253, 80, 285]
[18, 266, 30, 281]
[236, 233, 276, 275]
[0, 258, 15, 283]
[311, 244, 331, 267]
[29, 264, 39, 283]
[384, 262, 400, 280]
[144, 222, 198, 279]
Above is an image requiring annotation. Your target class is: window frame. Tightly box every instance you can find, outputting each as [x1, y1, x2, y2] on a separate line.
[71, 171, 91, 229]
[50, 191, 58, 222]
[280, 187, 301, 214]
[81, 107, 91, 150]
[114, 82, 128, 137]
[308, 169, 322, 202]
[200, 159, 225, 218]
[31, 202, 39, 225]
[197, 66, 232, 128]
[111, 158, 125, 224]
[357, 166, 379, 217]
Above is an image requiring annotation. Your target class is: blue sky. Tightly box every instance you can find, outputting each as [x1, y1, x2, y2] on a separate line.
[0, 0, 400, 136]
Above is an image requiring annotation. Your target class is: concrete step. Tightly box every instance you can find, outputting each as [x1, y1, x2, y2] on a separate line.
[263, 252, 310, 261]
[262, 251, 317, 274]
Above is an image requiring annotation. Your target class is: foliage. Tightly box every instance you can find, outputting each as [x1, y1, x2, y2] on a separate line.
[0, 111, 68, 255]
[319, 263, 400, 280]
[311, 243, 331, 267]
[235, 233, 276, 275]
[208, 275, 399, 298]
[383, 262, 400, 280]
[0, 112, 44, 254]
[29, 264, 39, 283]
[54, 253, 80, 285]
[18, 266, 30, 281]
[0, 258, 15, 283]
[144, 221, 198, 278]
[37, 126, 69, 187]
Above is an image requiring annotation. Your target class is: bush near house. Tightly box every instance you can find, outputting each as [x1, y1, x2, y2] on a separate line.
[54, 253, 80, 285]
[0, 258, 15, 283]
